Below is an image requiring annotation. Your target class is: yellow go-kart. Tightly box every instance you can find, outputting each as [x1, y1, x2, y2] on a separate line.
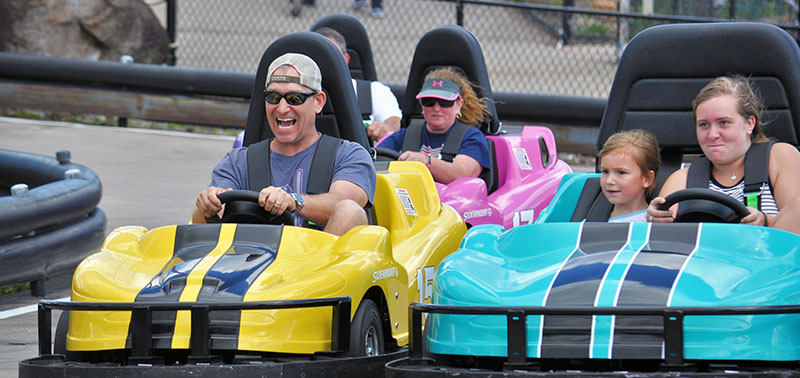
[20, 31, 466, 378]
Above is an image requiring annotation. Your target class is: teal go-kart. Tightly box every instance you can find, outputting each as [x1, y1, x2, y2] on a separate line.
[386, 22, 800, 377]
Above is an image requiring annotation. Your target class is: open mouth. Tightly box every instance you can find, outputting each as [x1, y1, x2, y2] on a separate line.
[277, 117, 296, 129]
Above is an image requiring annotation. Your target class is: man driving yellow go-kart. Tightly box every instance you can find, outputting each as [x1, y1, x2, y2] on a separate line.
[21, 31, 466, 378]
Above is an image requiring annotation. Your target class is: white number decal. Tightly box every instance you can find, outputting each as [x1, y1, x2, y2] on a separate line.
[513, 209, 535, 227]
[416, 266, 435, 303]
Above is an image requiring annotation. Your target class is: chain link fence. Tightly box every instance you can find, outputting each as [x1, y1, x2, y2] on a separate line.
[172, 0, 799, 98]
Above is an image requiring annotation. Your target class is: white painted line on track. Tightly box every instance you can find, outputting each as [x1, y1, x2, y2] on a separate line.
[0, 297, 70, 320]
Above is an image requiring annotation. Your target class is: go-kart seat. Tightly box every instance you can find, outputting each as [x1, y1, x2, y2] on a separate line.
[574, 22, 800, 221]
[598, 22, 800, 192]
[569, 177, 612, 222]
[242, 31, 370, 149]
[401, 25, 500, 193]
[311, 13, 378, 81]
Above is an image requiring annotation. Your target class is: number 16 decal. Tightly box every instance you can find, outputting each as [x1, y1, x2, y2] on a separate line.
[416, 266, 435, 303]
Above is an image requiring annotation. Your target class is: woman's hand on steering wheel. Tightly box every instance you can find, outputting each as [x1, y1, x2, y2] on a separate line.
[739, 207, 769, 226]
[646, 197, 674, 223]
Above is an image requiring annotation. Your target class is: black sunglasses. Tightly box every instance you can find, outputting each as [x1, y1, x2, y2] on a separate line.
[263, 90, 317, 105]
[420, 97, 456, 108]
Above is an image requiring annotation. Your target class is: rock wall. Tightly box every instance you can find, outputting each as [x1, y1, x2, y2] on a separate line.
[0, 0, 169, 64]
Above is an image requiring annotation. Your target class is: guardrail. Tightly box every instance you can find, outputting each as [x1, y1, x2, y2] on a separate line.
[0, 52, 606, 152]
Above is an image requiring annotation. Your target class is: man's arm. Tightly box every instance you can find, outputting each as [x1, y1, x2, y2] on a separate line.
[298, 180, 369, 227]
[367, 116, 400, 141]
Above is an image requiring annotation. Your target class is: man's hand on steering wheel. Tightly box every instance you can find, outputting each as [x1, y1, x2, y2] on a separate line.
[196, 186, 232, 219]
[258, 186, 296, 215]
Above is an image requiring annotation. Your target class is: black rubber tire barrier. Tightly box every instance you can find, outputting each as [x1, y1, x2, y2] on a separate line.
[0, 149, 102, 240]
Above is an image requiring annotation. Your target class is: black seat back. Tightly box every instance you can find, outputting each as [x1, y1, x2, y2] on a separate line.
[242, 31, 370, 149]
[311, 13, 378, 81]
[598, 22, 800, 192]
[401, 25, 500, 135]
[573, 22, 800, 222]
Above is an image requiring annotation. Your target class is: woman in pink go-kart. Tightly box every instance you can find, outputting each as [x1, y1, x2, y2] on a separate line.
[376, 67, 492, 184]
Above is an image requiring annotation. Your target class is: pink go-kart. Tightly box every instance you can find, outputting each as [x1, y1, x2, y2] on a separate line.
[382, 25, 572, 229]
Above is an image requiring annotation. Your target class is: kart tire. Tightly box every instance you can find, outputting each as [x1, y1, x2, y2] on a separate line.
[54, 311, 79, 361]
[348, 299, 384, 357]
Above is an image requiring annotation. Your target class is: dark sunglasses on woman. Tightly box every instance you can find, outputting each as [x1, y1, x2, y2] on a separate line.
[420, 98, 456, 108]
[264, 90, 317, 105]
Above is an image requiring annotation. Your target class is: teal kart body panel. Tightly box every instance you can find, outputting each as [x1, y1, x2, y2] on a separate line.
[428, 173, 800, 362]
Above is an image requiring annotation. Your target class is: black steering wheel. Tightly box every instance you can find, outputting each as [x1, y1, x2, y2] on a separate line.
[657, 188, 751, 223]
[217, 190, 294, 225]
[371, 147, 401, 161]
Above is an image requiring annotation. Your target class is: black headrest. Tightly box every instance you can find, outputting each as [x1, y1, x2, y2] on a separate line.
[311, 13, 378, 81]
[242, 31, 370, 149]
[598, 22, 800, 155]
[401, 25, 500, 135]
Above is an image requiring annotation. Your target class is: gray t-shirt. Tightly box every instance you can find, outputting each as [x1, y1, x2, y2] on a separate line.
[210, 136, 376, 226]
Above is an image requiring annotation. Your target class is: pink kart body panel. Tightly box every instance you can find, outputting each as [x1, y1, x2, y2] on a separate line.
[437, 126, 572, 229]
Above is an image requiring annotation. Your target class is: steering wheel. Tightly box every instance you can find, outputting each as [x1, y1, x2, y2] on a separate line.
[657, 188, 751, 223]
[217, 190, 294, 225]
[372, 147, 401, 161]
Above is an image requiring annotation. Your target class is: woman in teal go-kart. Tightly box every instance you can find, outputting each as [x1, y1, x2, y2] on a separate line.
[647, 75, 800, 232]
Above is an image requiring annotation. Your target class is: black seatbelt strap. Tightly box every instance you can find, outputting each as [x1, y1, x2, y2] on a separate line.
[307, 134, 342, 195]
[401, 123, 424, 153]
[686, 141, 773, 210]
[400, 122, 471, 163]
[355, 79, 373, 121]
[246, 139, 272, 191]
[440, 122, 470, 162]
[686, 156, 711, 190]
[743, 141, 773, 209]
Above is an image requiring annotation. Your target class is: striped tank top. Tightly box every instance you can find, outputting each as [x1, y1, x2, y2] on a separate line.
[709, 177, 779, 215]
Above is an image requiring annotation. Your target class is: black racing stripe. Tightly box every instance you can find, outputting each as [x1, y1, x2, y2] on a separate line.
[196, 224, 283, 350]
[127, 224, 222, 349]
[612, 223, 699, 359]
[541, 223, 630, 358]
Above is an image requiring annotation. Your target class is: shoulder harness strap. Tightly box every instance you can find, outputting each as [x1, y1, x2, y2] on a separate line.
[246, 139, 272, 191]
[743, 141, 774, 209]
[307, 134, 342, 195]
[355, 79, 373, 121]
[401, 122, 424, 153]
[686, 156, 711, 190]
[440, 122, 471, 162]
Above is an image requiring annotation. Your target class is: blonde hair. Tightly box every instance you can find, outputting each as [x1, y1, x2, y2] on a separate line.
[599, 129, 661, 198]
[692, 75, 769, 143]
[424, 67, 491, 127]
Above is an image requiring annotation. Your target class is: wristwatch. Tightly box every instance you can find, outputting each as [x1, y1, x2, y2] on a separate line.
[291, 192, 305, 213]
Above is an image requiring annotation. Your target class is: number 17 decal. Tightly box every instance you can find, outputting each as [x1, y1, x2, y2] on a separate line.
[513, 209, 535, 227]
[416, 266, 435, 303]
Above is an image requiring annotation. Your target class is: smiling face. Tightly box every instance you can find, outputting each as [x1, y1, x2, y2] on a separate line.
[421, 97, 463, 134]
[265, 65, 326, 153]
[600, 152, 653, 213]
[695, 94, 755, 166]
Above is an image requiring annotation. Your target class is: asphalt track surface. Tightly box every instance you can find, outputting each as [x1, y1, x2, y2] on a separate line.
[0, 117, 234, 377]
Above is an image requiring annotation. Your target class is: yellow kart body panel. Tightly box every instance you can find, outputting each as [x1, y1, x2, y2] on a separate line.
[66, 161, 465, 354]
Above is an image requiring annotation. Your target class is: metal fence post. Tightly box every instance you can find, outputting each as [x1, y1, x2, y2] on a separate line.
[456, 0, 463, 26]
[167, 0, 177, 66]
[561, 0, 574, 47]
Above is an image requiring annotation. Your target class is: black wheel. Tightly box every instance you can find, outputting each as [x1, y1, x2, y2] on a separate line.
[658, 188, 751, 223]
[348, 299, 384, 357]
[54, 311, 79, 361]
